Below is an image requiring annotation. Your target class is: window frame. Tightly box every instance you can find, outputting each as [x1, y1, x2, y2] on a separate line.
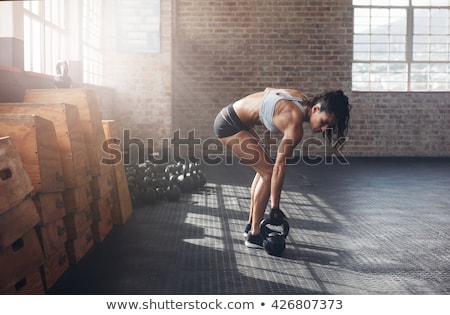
[82, 0, 104, 85]
[352, 0, 450, 92]
[23, 0, 66, 75]
[21, 0, 106, 85]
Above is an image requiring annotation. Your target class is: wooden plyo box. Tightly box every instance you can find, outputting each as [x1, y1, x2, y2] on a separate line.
[24, 88, 102, 126]
[0, 198, 40, 251]
[0, 103, 91, 188]
[39, 246, 69, 291]
[63, 183, 93, 214]
[90, 172, 113, 200]
[35, 217, 67, 257]
[91, 193, 113, 242]
[0, 136, 34, 215]
[65, 225, 94, 264]
[0, 268, 45, 295]
[109, 165, 133, 225]
[0, 228, 45, 292]
[102, 120, 133, 225]
[0, 114, 65, 193]
[24, 89, 107, 176]
[64, 208, 93, 240]
[32, 192, 66, 225]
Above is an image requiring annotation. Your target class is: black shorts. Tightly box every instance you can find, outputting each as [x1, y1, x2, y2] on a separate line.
[213, 103, 250, 138]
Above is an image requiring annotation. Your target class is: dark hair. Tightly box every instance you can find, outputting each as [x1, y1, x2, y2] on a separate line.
[308, 90, 351, 142]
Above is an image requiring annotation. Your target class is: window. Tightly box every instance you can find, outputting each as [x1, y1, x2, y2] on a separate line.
[83, 0, 103, 85]
[22, 0, 104, 85]
[23, 0, 66, 75]
[352, 0, 450, 91]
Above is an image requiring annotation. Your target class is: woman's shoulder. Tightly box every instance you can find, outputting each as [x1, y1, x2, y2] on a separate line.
[264, 87, 308, 100]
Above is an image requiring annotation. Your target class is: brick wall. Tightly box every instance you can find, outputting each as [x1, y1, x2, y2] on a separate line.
[102, 0, 173, 160]
[171, 0, 449, 157]
[347, 92, 450, 156]
[173, 0, 353, 136]
[102, 0, 450, 158]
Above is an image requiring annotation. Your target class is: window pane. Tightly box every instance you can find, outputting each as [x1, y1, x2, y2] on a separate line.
[24, 15, 31, 71]
[390, 35, 406, 60]
[353, 0, 409, 5]
[83, 0, 103, 85]
[45, 25, 52, 74]
[354, 35, 370, 60]
[390, 9, 407, 34]
[411, 63, 450, 91]
[45, 0, 51, 22]
[352, 63, 371, 90]
[354, 8, 370, 34]
[414, 9, 430, 36]
[431, 9, 449, 35]
[413, 9, 450, 62]
[31, 0, 39, 14]
[371, 9, 390, 34]
[412, 0, 450, 6]
[32, 20, 41, 72]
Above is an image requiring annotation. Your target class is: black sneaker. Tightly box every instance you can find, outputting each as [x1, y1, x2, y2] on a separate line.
[245, 232, 264, 249]
[243, 223, 251, 237]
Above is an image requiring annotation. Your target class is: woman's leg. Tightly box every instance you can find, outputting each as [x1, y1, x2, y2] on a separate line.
[249, 173, 260, 225]
[220, 130, 273, 237]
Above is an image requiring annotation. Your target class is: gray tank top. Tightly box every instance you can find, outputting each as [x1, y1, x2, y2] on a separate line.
[259, 89, 306, 133]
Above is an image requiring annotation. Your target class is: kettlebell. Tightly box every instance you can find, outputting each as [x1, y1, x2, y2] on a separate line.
[194, 169, 207, 188]
[165, 184, 181, 202]
[176, 173, 194, 193]
[54, 61, 72, 88]
[260, 218, 290, 257]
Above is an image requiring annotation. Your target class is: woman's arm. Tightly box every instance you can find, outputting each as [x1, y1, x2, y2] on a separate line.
[270, 126, 303, 208]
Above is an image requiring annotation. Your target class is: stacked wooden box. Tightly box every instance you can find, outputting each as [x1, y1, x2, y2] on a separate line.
[0, 112, 71, 291]
[0, 137, 45, 294]
[102, 120, 133, 225]
[24, 89, 114, 246]
[0, 103, 93, 286]
[0, 88, 133, 293]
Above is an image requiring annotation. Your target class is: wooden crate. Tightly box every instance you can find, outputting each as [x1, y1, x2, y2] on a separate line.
[64, 208, 93, 240]
[0, 228, 45, 291]
[0, 114, 65, 193]
[0, 268, 45, 295]
[0, 103, 91, 188]
[65, 225, 94, 264]
[35, 217, 67, 257]
[0, 136, 34, 215]
[24, 89, 107, 176]
[39, 245, 69, 291]
[24, 88, 102, 126]
[90, 172, 113, 200]
[63, 183, 93, 214]
[0, 198, 40, 250]
[91, 193, 112, 221]
[91, 193, 113, 242]
[91, 211, 113, 243]
[102, 120, 133, 225]
[32, 192, 66, 225]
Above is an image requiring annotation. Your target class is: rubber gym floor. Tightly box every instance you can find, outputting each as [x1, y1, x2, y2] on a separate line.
[49, 157, 450, 295]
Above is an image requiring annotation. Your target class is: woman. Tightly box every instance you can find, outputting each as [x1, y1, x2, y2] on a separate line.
[213, 88, 351, 248]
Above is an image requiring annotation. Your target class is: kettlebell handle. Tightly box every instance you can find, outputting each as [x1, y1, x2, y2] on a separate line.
[56, 60, 69, 77]
[260, 218, 290, 239]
